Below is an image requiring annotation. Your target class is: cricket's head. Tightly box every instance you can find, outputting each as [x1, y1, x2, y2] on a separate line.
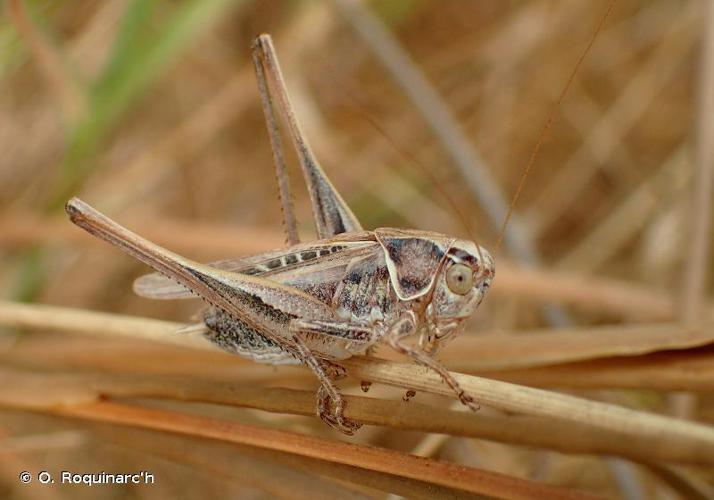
[375, 229, 494, 346]
[428, 238, 494, 343]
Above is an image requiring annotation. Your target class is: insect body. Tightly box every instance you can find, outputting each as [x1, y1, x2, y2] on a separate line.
[66, 35, 494, 434]
[136, 230, 493, 362]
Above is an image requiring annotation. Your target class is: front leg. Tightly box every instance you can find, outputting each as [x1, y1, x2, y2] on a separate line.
[387, 311, 480, 412]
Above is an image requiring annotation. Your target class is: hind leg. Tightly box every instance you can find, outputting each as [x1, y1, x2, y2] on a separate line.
[251, 34, 363, 241]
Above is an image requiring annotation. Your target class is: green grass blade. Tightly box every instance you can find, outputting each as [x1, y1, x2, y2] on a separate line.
[21, 0, 239, 304]
[49, 0, 240, 212]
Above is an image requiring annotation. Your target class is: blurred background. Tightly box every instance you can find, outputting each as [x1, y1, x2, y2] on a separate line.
[1, 0, 713, 498]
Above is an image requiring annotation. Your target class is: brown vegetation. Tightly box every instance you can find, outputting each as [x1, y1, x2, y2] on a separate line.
[1, 1, 713, 498]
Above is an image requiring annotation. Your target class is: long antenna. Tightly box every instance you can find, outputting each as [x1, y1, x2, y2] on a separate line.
[494, 0, 618, 254]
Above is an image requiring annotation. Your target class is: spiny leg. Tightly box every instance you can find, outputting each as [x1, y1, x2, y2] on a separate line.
[251, 34, 363, 239]
[66, 198, 343, 367]
[290, 332, 362, 435]
[290, 317, 378, 412]
[252, 36, 299, 245]
[387, 312, 480, 412]
[290, 317, 373, 343]
[293, 317, 377, 394]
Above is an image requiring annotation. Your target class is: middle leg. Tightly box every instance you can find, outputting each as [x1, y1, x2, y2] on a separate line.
[290, 332, 362, 435]
[291, 317, 378, 395]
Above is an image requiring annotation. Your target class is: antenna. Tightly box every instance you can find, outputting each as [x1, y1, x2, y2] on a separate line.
[495, 0, 618, 253]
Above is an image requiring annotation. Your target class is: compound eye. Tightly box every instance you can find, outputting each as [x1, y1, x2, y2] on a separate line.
[446, 264, 473, 295]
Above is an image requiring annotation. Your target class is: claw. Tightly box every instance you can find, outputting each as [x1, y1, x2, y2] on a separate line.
[317, 385, 362, 435]
[403, 389, 416, 402]
[319, 360, 347, 380]
[459, 392, 481, 412]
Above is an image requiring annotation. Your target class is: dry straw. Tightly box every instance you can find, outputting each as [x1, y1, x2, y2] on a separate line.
[3, 1, 714, 498]
[1, 300, 713, 470]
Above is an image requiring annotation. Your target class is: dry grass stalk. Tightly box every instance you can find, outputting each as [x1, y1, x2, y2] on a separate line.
[0, 366, 710, 467]
[5, 329, 714, 394]
[2, 301, 714, 468]
[99, 428, 373, 500]
[0, 407, 480, 500]
[467, 350, 714, 392]
[449, 321, 714, 369]
[2, 335, 305, 385]
[3, 3, 713, 496]
[3, 300, 714, 368]
[530, 1, 698, 234]
[6, 0, 85, 120]
[680, 0, 714, 323]
[341, 357, 714, 462]
[0, 213, 284, 258]
[644, 463, 714, 500]
[557, 147, 687, 271]
[98, 428, 377, 500]
[99, 427, 457, 500]
[2, 213, 712, 320]
[3, 398, 599, 500]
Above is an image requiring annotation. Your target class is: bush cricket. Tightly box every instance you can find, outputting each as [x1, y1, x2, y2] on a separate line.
[65, 34, 495, 435]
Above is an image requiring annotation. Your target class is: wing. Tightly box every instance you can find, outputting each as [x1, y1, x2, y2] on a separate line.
[134, 235, 379, 300]
[134, 258, 252, 299]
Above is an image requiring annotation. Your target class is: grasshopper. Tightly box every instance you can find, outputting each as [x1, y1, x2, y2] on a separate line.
[65, 34, 495, 434]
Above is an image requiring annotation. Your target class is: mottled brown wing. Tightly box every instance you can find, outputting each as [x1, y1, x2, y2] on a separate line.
[133, 239, 378, 300]
[134, 258, 252, 299]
